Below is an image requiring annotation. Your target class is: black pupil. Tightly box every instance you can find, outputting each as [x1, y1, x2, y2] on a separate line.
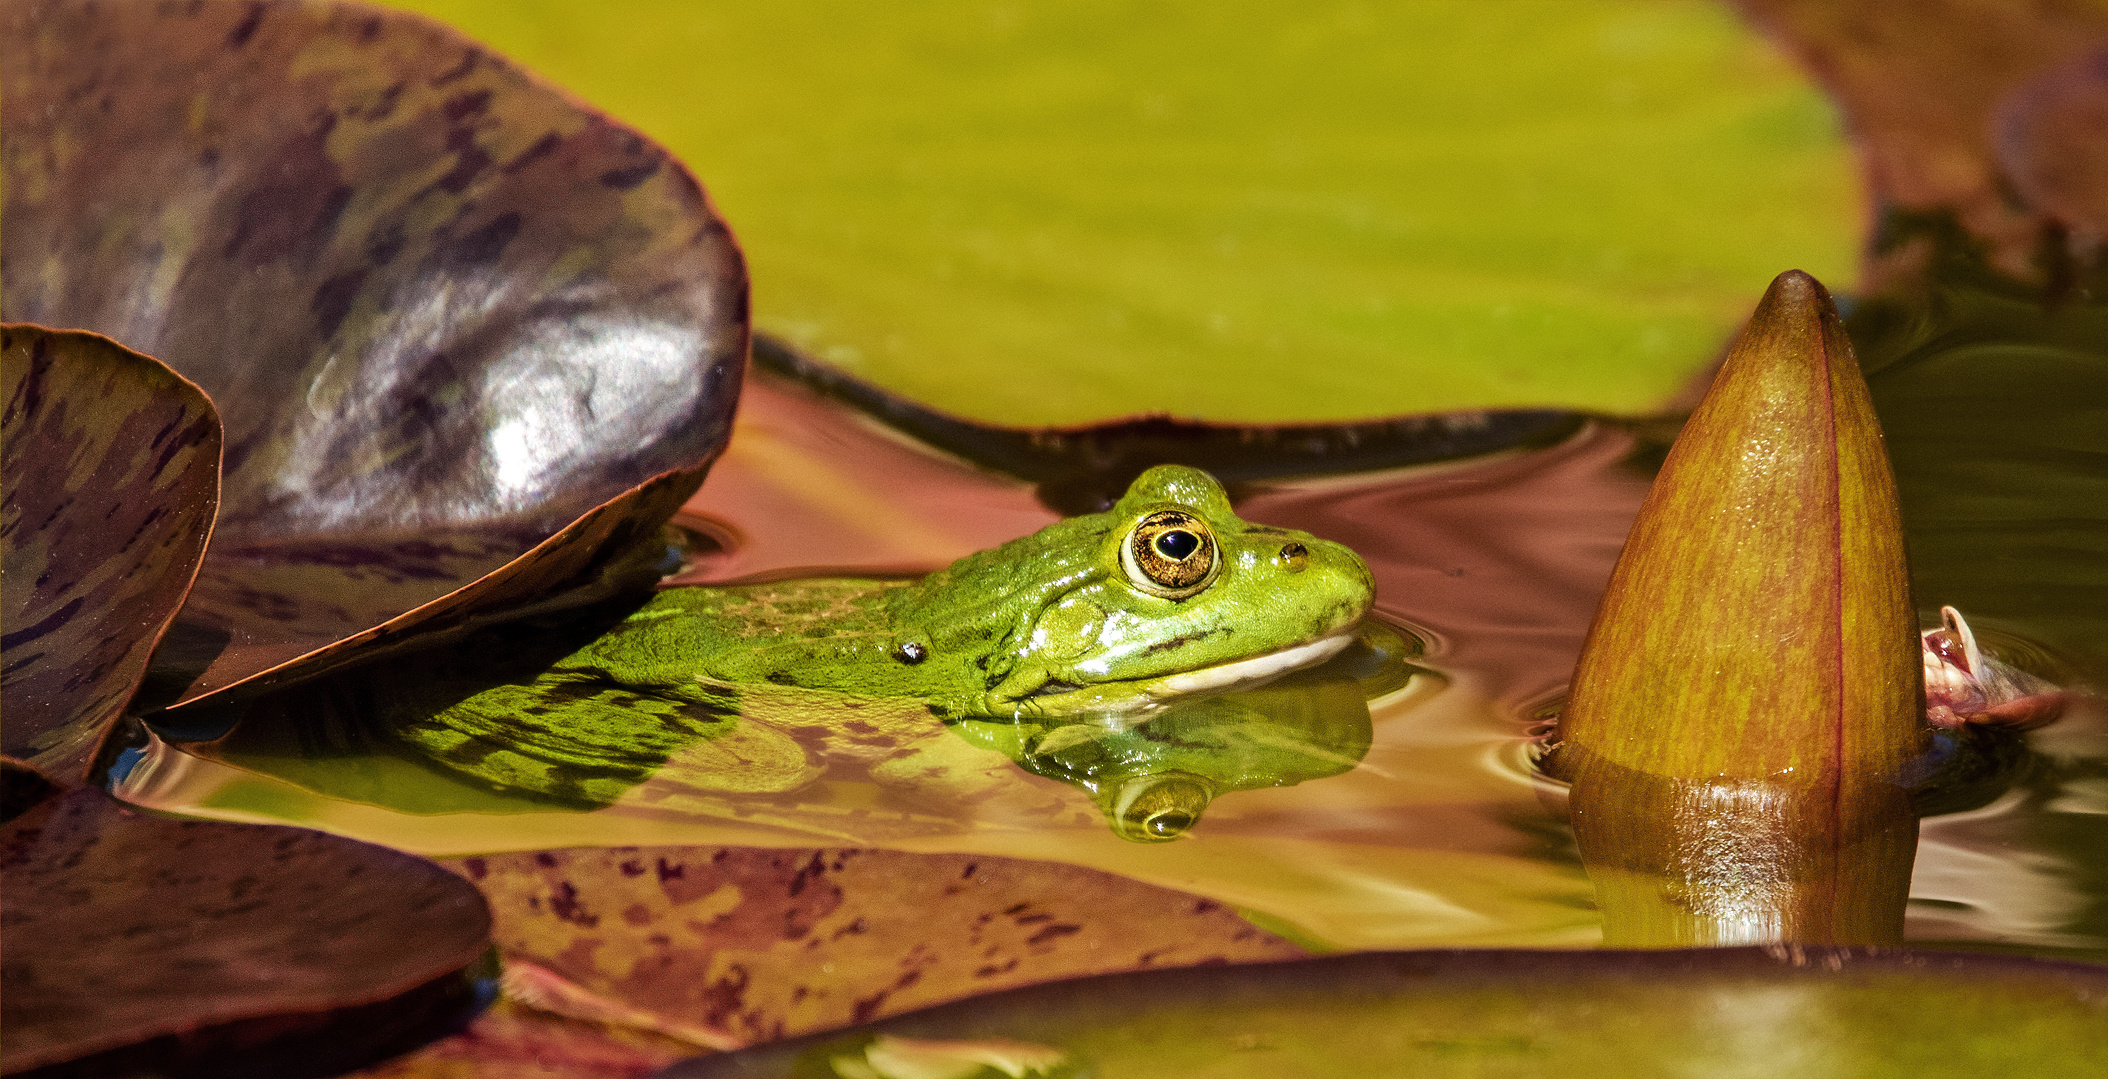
[1154, 530, 1200, 560]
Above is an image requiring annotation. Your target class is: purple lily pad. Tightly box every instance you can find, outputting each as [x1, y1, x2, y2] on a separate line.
[0, 0, 747, 711]
[2, 325, 220, 781]
[0, 784, 493, 1077]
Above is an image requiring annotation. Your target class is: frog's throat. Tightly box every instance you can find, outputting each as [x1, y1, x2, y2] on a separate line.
[997, 630, 1358, 720]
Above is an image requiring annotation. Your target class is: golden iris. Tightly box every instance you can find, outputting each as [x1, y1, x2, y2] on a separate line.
[1123, 510, 1217, 597]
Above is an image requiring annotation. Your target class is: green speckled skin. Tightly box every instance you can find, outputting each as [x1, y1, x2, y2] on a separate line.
[555, 465, 1373, 719]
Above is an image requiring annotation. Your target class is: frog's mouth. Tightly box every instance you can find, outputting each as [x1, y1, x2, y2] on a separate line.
[1018, 631, 1358, 719]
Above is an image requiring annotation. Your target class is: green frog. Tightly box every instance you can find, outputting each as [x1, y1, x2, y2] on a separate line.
[361, 464, 1376, 810]
[569, 464, 1375, 719]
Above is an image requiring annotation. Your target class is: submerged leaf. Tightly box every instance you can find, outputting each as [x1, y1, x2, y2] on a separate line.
[1, 325, 220, 780]
[659, 947, 2108, 1078]
[0, 0, 747, 711]
[1556, 270, 1925, 945]
[0, 786, 493, 1077]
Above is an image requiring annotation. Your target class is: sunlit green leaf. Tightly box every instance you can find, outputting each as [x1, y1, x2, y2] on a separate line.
[384, 0, 1857, 422]
[657, 947, 2108, 1078]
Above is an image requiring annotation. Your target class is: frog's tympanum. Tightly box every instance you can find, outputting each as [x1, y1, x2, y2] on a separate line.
[556, 464, 1372, 720]
[350, 465, 1383, 832]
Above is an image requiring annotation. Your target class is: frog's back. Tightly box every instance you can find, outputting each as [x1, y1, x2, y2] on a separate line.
[559, 578, 905, 689]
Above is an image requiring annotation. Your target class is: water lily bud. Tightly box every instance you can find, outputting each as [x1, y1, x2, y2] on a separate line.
[1558, 270, 1926, 946]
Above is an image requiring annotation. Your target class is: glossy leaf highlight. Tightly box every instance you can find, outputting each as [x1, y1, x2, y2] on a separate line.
[1, 325, 220, 780]
[1557, 270, 1926, 945]
[0, 0, 747, 710]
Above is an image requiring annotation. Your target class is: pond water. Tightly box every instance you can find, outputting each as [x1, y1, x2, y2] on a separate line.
[111, 280, 2108, 962]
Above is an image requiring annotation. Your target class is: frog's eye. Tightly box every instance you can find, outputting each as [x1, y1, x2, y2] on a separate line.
[1122, 510, 1218, 598]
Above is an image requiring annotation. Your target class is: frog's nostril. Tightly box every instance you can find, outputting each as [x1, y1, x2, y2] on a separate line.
[1277, 542, 1309, 572]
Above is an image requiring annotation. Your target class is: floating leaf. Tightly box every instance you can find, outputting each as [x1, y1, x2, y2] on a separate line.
[1734, 0, 2108, 280]
[659, 947, 2108, 1078]
[443, 846, 1302, 1052]
[344, 996, 704, 1079]
[391, 0, 1859, 423]
[1554, 270, 1925, 946]
[0, 0, 747, 711]
[755, 338, 1581, 514]
[1996, 46, 2108, 248]
[1, 325, 220, 780]
[0, 785, 493, 1077]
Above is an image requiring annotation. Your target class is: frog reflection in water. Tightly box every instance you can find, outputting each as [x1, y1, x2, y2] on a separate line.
[375, 465, 1381, 837]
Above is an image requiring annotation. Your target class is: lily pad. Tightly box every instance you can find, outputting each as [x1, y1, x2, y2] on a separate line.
[1735, 0, 2108, 280]
[754, 338, 1582, 514]
[0, 785, 493, 1077]
[1, 325, 220, 780]
[386, 0, 1857, 423]
[445, 846, 1302, 1051]
[0, 0, 747, 711]
[659, 947, 2108, 1078]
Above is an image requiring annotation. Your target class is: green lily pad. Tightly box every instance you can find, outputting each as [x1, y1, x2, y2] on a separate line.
[1, 325, 220, 780]
[384, 0, 1857, 422]
[1, 0, 747, 713]
[657, 947, 2108, 1078]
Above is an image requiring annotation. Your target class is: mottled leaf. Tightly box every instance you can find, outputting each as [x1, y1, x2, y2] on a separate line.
[444, 846, 1302, 1052]
[0, 0, 747, 711]
[1734, 0, 2108, 281]
[0, 785, 493, 1077]
[1, 325, 220, 780]
[346, 997, 703, 1079]
[658, 947, 2108, 1078]
[1554, 271, 1924, 946]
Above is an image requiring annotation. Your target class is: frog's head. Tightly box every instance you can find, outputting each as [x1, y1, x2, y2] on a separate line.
[905, 465, 1374, 719]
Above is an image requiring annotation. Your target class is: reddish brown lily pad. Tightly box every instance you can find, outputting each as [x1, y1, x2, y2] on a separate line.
[443, 846, 1303, 1052]
[1733, 0, 2108, 281]
[0, 785, 494, 1077]
[1, 325, 220, 780]
[0, 0, 747, 712]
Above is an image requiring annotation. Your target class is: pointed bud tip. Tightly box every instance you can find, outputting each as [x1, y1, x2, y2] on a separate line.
[1754, 269, 1839, 325]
